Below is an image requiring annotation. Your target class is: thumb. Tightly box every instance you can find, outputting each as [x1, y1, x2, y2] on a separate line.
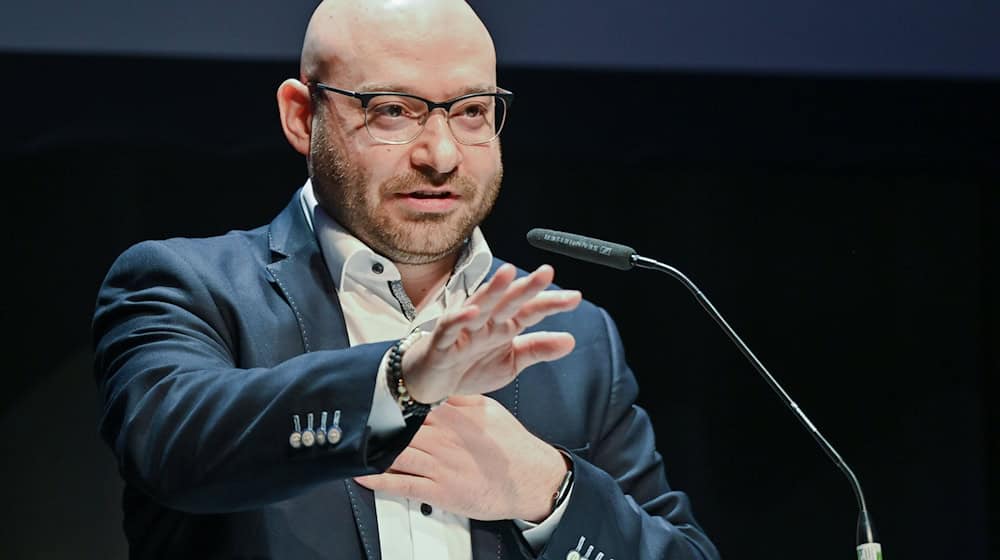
[512, 331, 576, 372]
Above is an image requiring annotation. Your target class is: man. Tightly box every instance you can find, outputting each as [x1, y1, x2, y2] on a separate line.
[92, 0, 719, 558]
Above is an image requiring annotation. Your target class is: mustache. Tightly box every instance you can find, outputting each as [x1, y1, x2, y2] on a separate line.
[380, 172, 478, 197]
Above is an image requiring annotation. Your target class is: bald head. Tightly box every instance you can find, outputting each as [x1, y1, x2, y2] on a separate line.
[275, 0, 505, 269]
[301, 0, 496, 91]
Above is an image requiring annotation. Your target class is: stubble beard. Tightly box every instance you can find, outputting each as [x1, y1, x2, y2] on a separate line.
[310, 124, 502, 265]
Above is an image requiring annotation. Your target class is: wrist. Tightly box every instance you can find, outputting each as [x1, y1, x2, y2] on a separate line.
[399, 334, 455, 404]
[521, 446, 573, 523]
[388, 332, 447, 417]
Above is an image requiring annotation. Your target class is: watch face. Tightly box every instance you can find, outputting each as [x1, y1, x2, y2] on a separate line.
[302, 430, 315, 447]
[316, 431, 327, 445]
[289, 432, 302, 448]
[566, 551, 581, 560]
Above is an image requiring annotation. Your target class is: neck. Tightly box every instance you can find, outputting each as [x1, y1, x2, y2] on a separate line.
[396, 252, 460, 311]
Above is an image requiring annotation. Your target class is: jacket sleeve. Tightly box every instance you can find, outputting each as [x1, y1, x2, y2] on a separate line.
[92, 240, 420, 514]
[536, 308, 720, 560]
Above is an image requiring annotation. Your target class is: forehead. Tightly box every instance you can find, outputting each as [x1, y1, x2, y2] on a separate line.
[322, 5, 496, 98]
[353, 55, 496, 99]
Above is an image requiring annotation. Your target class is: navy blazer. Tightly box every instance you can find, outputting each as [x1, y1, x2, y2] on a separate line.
[93, 191, 719, 559]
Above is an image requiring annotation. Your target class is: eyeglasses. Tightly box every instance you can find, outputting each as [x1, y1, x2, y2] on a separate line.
[309, 82, 513, 146]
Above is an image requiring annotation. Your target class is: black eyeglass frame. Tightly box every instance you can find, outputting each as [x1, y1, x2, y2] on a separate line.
[308, 81, 514, 145]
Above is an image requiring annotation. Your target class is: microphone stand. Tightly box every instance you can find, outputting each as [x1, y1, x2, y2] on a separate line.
[631, 254, 882, 559]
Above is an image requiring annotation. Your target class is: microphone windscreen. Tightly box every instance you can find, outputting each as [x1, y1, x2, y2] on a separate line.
[526, 228, 636, 270]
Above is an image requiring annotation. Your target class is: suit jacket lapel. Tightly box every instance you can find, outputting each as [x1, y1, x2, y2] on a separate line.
[473, 259, 528, 560]
[470, 376, 522, 560]
[471, 519, 537, 560]
[344, 479, 382, 560]
[265, 191, 350, 352]
[470, 520, 503, 560]
[266, 191, 380, 560]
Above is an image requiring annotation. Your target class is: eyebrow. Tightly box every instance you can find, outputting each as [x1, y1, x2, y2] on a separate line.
[356, 83, 497, 97]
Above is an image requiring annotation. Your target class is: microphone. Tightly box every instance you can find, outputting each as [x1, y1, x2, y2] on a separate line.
[525, 228, 636, 270]
[526, 228, 883, 560]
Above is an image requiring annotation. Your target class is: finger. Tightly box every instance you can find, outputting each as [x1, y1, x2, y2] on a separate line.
[489, 266, 555, 324]
[512, 290, 582, 330]
[463, 266, 519, 330]
[354, 472, 436, 501]
[466, 264, 516, 311]
[406, 422, 462, 451]
[387, 447, 439, 480]
[434, 305, 480, 349]
[511, 331, 576, 372]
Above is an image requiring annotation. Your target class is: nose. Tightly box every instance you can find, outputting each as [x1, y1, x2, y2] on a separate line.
[409, 110, 462, 177]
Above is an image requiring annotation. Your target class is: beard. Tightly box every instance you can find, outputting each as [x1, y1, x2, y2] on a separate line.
[309, 123, 502, 265]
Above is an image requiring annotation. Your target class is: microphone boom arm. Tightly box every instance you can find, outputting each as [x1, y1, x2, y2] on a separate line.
[631, 254, 878, 548]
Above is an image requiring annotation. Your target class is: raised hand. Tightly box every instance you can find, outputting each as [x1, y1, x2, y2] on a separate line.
[401, 263, 581, 403]
[355, 395, 569, 522]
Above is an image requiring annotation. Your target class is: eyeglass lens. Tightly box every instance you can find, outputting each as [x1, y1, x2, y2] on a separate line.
[364, 95, 507, 145]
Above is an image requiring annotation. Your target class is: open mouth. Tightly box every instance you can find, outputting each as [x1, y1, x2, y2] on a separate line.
[406, 190, 455, 199]
[394, 190, 461, 213]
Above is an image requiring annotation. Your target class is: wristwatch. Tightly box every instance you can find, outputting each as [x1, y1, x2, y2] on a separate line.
[552, 450, 575, 511]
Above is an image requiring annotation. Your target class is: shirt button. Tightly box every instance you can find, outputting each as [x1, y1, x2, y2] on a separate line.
[420, 503, 433, 516]
[372, 262, 384, 274]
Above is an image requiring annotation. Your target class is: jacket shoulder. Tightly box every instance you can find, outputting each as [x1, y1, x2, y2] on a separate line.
[110, 226, 270, 275]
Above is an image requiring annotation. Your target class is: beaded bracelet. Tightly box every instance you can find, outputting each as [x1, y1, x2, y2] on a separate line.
[387, 330, 442, 418]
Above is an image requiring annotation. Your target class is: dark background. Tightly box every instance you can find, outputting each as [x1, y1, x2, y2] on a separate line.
[4, 0, 999, 76]
[1, 2, 997, 559]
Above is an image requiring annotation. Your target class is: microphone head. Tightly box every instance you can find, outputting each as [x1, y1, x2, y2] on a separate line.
[526, 228, 636, 270]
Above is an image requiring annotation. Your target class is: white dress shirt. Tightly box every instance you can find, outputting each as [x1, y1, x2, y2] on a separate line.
[299, 182, 568, 560]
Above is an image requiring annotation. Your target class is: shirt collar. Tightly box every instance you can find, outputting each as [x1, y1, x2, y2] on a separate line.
[300, 180, 493, 298]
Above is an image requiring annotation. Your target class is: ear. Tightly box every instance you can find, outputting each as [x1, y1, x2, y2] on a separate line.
[277, 79, 312, 156]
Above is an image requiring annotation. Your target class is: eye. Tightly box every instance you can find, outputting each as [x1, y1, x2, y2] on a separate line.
[371, 102, 408, 119]
[461, 104, 486, 118]
[452, 99, 492, 122]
